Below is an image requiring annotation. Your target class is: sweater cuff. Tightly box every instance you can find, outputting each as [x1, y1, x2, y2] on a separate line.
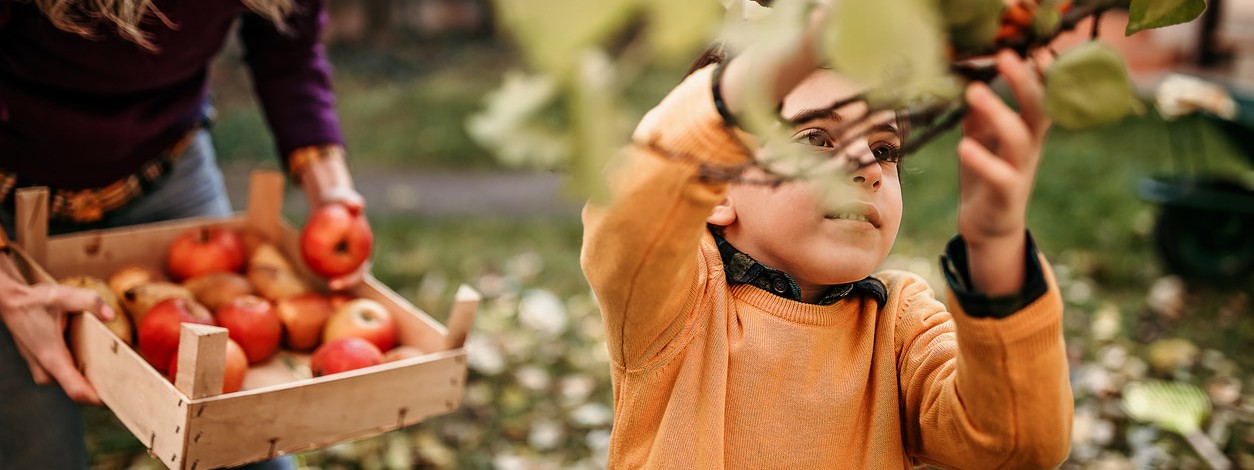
[940, 231, 1048, 319]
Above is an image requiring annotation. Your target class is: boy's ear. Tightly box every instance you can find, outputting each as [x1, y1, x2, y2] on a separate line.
[706, 198, 737, 227]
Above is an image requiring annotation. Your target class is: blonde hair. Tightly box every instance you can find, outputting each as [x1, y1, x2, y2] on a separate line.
[35, 0, 294, 51]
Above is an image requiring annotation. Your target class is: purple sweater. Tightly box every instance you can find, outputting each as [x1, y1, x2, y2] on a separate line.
[0, 0, 343, 189]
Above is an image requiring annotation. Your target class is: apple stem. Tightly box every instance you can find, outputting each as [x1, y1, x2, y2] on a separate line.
[335, 239, 349, 254]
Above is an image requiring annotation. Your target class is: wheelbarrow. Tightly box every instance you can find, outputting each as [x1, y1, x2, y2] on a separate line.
[1140, 76, 1254, 283]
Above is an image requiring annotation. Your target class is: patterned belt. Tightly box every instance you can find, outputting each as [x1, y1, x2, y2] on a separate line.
[0, 128, 199, 223]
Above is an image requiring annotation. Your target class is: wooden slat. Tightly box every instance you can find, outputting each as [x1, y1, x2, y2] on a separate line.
[68, 314, 190, 469]
[15, 187, 49, 266]
[174, 324, 228, 399]
[444, 284, 480, 349]
[245, 170, 285, 243]
[355, 277, 450, 352]
[182, 351, 467, 470]
[42, 217, 247, 280]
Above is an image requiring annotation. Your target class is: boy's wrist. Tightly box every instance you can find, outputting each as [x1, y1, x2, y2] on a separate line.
[942, 231, 1048, 318]
[962, 230, 1028, 297]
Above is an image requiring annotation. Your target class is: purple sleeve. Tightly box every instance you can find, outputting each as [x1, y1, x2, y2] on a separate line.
[239, 0, 345, 160]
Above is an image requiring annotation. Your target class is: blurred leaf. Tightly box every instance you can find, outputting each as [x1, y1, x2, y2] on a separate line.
[1123, 380, 1210, 434]
[465, 71, 570, 168]
[641, 0, 723, 63]
[1125, 0, 1206, 36]
[1044, 41, 1145, 129]
[938, 0, 1003, 53]
[569, 51, 630, 202]
[823, 0, 959, 106]
[1033, 6, 1061, 39]
[494, 0, 638, 77]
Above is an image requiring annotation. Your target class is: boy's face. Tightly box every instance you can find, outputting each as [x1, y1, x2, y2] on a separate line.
[710, 69, 903, 295]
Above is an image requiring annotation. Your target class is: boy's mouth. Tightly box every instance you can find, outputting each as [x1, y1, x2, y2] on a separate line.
[823, 201, 882, 228]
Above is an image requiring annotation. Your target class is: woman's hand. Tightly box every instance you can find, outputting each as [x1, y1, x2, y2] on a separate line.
[956, 50, 1051, 296]
[298, 146, 372, 292]
[0, 260, 114, 405]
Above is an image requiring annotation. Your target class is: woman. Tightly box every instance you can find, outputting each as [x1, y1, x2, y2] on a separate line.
[0, 0, 367, 468]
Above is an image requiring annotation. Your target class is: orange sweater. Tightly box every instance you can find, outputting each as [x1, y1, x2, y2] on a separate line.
[580, 66, 1073, 469]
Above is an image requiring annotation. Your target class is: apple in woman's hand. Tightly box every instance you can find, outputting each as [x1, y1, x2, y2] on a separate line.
[300, 203, 372, 279]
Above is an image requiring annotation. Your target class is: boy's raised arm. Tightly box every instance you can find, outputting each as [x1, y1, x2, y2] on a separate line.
[581, 65, 752, 369]
[898, 51, 1071, 469]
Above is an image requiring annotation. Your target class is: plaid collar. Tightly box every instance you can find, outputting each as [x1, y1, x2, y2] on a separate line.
[713, 230, 887, 307]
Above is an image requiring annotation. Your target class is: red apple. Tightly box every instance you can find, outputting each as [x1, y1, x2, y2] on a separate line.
[300, 203, 373, 278]
[310, 337, 384, 377]
[275, 294, 335, 351]
[323, 298, 397, 352]
[166, 227, 246, 281]
[214, 296, 282, 364]
[137, 298, 216, 372]
[167, 338, 249, 394]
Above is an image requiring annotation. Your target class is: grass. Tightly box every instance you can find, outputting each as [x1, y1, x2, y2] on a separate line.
[209, 40, 519, 169]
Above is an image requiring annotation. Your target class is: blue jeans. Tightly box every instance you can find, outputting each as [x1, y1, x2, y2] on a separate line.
[0, 130, 293, 470]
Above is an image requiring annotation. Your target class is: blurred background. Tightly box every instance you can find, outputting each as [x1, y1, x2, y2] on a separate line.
[84, 0, 1253, 468]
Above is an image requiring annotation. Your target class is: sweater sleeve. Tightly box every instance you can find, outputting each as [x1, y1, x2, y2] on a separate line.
[580, 65, 751, 370]
[892, 258, 1072, 469]
[239, 0, 345, 161]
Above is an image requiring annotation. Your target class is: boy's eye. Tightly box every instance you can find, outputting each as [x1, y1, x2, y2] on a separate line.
[793, 129, 834, 149]
[871, 141, 902, 163]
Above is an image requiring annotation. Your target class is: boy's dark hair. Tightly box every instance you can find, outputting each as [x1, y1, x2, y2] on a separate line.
[686, 43, 727, 77]
[684, 0, 775, 77]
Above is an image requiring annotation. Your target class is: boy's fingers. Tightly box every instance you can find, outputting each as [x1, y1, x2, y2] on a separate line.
[958, 137, 1017, 188]
[965, 82, 1031, 166]
[996, 50, 1050, 138]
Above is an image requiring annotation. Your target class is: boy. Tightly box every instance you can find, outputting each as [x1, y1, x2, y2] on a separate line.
[580, 24, 1072, 470]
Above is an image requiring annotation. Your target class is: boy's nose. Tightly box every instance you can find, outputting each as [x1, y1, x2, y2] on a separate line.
[843, 147, 881, 190]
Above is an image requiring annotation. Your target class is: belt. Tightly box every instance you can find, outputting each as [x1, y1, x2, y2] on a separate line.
[0, 128, 199, 223]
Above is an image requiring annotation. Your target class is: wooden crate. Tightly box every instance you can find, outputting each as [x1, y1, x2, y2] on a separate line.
[8, 170, 478, 470]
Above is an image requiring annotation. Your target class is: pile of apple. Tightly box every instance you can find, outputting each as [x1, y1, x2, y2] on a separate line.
[61, 204, 421, 394]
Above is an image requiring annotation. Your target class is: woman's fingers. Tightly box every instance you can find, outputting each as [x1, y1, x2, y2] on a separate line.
[34, 340, 103, 405]
[43, 284, 114, 322]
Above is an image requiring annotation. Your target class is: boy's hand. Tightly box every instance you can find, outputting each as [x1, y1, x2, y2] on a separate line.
[956, 51, 1050, 296]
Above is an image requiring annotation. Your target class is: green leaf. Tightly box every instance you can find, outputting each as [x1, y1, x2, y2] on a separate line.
[1125, 0, 1206, 36]
[938, 0, 1003, 53]
[1122, 380, 1210, 435]
[493, 0, 638, 77]
[1045, 42, 1146, 129]
[465, 71, 569, 168]
[1033, 6, 1061, 39]
[641, 0, 723, 63]
[569, 51, 631, 202]
[823, 0, 960, 106]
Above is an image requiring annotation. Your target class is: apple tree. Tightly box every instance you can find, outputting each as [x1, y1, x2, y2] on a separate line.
[467, 0, 1206, 196]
